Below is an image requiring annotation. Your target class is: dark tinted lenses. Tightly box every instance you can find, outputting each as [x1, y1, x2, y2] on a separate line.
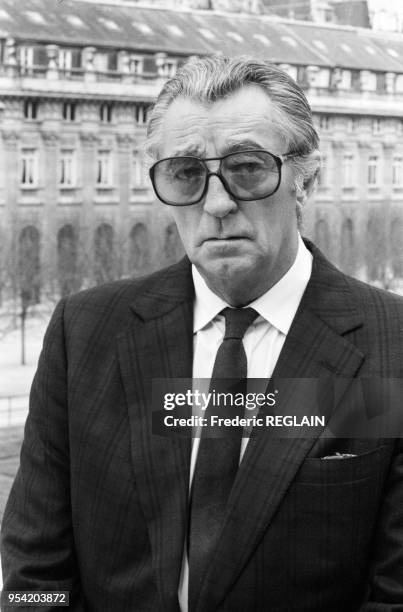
[153, 157, 206, 205]
[151, 150, 281, 205]
[222, 151, 280, 200]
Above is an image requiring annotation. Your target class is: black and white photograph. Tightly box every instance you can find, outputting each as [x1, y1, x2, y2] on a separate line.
[1, 0, 403, 610]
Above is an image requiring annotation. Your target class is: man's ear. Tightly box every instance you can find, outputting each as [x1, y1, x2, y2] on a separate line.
[296, 150, 321, 204]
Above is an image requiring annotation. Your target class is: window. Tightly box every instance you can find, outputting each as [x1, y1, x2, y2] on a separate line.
[227, 31, 244, 43]
[129, 223, 150, 275]
[19, 46, 33, 72]
[21, 149, 38, 186]
[59, 48, 82, 72]
[393, 156, 403, 186]
[351, 70, 361, 92]
[66, 15, 87, 28]
[143, 56, 157, 74]
[132, 152, 148, 188]
[319, 115, 330, 131]
[160, 60, 177, 78]
[135, 104, 149, 125]
[342, 154, 355, 188]
[59, 150, 76, 187]
[59, 48, 71, 71]
[387, 48, 399, 58]
[318, 155, 328, 187]
[167, 24, 184, 37]
[24, 100, 38, 120]
[198, 28, 215, 40]
[313, 39, 327, 52]
[25, 10, 46, 25]
[368, 155, 379, 186]
[0, 8, 11, 20]
[33, 45, 47, 66]
[376, 73, 386, 92]
[130, 55, 143, 75]
[58, 225, 79, 297]
[98, 17, 120, 31]
[133, 22, 153, 35]
[253, 33, 271, 46]
[62, 102, 76, 121]
[95, 51, 118, 73]
[340, 218, 355, 274]
[372, 119, 381, 135]
[297, 66, 309, 88]
[18, 226, 41, 303]
[347, 117, 359, 133]
[340, 43, 352, 53]
[96, 151, 112, 186]
[281, 35, 298, 48]
[340, 70, 352, 89]
[100, 103, 113, 123]
[94, 224, 115, 284]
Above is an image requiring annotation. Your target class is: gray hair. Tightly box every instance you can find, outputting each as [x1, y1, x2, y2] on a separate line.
[146, 55, 321, 223]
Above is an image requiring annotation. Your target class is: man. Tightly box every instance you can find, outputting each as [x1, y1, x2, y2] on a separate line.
[2, 56, 403, 611]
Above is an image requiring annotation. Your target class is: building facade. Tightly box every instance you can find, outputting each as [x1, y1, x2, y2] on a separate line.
[0, 0, 403, 305]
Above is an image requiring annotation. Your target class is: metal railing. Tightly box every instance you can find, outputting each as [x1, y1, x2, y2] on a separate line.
[0, 395, 29, 428]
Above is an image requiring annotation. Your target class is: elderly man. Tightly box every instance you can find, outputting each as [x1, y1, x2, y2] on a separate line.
[2, 56, 403, 611]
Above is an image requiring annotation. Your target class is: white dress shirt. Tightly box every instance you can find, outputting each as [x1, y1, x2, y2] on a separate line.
[178, 234, 313, 612]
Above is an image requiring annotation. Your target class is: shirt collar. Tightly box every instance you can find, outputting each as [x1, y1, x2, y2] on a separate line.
[192, 234, 312, 335]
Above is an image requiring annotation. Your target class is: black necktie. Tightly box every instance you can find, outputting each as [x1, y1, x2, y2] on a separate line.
[188, 307, 258, 608]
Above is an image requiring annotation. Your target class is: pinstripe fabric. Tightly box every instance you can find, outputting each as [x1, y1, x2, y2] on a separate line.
[1, 241, 403, 612]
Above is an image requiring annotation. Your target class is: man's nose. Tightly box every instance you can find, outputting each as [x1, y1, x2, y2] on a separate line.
[202, 173, 238, 218]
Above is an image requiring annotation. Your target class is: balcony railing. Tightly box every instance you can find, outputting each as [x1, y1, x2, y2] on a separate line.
[0, 395, 29, 428]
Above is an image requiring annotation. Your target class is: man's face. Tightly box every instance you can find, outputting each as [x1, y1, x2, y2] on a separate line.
[157, 85, 300, 305]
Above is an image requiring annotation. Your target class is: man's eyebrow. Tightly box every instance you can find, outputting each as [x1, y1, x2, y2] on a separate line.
[223, 140, 265, 154]
[169, 144, 205, 157]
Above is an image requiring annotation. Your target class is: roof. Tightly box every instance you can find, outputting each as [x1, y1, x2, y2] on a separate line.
[0, 0, 402, 72]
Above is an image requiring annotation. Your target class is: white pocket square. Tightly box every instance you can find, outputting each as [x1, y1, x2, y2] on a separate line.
[321, 452, 357, 460]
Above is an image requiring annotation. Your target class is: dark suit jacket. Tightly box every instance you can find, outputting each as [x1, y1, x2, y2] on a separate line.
[2, 242, 403, 612]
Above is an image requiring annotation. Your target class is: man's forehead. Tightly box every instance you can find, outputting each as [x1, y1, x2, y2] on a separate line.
[159, 87, 282, 157]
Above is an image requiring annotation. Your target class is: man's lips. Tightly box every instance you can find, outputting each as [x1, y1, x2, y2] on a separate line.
[202, 235, 250, 242]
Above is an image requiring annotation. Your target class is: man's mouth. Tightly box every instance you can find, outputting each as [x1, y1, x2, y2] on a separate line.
[204, 235, 249, 242]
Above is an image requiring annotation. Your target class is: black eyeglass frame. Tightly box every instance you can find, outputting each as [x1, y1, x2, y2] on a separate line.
[149, 149, 298, 206]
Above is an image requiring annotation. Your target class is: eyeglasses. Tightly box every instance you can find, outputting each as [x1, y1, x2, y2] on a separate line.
[149, 149, 296, 206]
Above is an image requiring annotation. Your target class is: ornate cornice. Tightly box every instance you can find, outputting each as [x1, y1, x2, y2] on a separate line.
[79, 131, 99, 147]
[41, 130, 59, 147]
[2, 129, 20, 148]
[116, 132, 135, 148]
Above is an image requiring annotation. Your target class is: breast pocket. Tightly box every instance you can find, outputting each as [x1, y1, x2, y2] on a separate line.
[297, 444, 390, 485]
[272, 445, 391, 594]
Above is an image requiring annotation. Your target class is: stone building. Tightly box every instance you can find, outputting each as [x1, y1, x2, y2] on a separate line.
[0, 0, 402, 304]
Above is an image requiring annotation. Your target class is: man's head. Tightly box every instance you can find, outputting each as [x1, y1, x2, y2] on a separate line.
[146, 56, 320, 306]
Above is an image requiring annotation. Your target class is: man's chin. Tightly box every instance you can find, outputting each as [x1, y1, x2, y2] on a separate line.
[198, 254, 257, 284]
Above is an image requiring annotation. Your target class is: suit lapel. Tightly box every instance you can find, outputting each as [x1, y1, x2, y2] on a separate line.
[196, 243, 366, 612]
[117, 257, 194, 612]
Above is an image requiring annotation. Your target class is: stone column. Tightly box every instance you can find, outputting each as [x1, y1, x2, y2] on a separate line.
[83, 47, 96, 83]
[2, 129, 20, 298]
[357, 140, 371, 277]
[4, 37, 18, 78]
[46, 44, 59, 80]
[119, 50, 132, 84]
[79, 130, 98, 284]
[385, 72, 395, 95]
[116, 132, 134, 275]
[382, 141, 395, 280]
[41, 130, 59, 290]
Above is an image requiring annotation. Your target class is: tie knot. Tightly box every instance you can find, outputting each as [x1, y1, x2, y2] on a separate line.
[222, 307, 258, 340]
